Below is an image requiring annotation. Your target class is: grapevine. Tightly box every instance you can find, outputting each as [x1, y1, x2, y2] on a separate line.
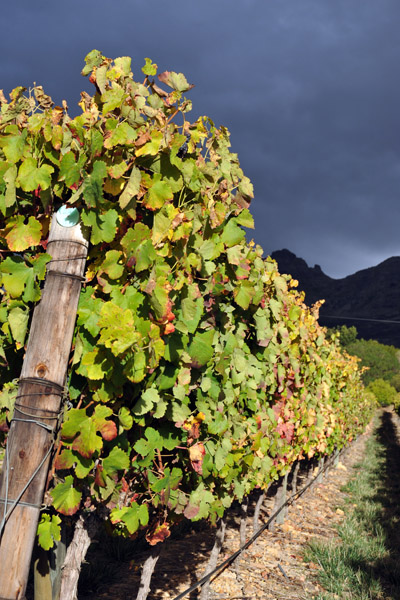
[0, 50, 375, 553]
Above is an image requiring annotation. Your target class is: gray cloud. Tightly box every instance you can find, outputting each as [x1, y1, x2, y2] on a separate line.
[2, 0, 400, 278]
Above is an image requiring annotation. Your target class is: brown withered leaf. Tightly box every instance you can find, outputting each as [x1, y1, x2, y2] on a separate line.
[189, 442, 206, 474]
[150, 82, 169, 98]
[146, 522, 171, 545]
[51, 106, 64, 125]
[34, 85, 54, 109]
[135, 130, 151, 147]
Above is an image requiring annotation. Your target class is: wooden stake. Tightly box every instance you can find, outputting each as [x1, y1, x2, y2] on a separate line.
[0, 216, 88, 600]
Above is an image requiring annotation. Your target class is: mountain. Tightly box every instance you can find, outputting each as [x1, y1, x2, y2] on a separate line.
[270, 249, 400, 347]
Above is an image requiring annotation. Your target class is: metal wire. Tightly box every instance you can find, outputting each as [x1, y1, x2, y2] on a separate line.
[0, 425, 55, 535]
[0, 381, 65, 537]
[47, 255, 87, 264]
[47, 239, 88, 248]
[46, 270, 86, 283]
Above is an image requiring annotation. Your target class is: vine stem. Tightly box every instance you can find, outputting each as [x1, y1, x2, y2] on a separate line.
[59, 513, 98, 600]
[135, 544, 163, 600]
[199, 517, 226, 600]
[252, 487, 267, 546]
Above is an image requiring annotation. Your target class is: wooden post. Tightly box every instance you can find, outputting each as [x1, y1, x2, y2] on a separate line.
[0, 215, 88, 600]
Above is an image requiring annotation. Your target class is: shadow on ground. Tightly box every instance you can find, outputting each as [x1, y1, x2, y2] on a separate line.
[347, 409, 400, 599]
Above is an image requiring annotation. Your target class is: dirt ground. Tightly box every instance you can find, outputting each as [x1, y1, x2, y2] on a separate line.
[82, 419, 373, 600]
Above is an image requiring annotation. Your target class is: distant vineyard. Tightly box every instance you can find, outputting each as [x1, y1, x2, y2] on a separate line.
[0, 51, 375, 596]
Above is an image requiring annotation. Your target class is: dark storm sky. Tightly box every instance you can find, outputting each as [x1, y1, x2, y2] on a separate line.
[2, 0, 400, 279]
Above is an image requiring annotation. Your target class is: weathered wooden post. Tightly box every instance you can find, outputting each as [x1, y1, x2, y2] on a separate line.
[0, 210, 88, 600]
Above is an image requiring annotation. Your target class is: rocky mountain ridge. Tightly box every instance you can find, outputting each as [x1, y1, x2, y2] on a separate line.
[271, 249, 400, 347]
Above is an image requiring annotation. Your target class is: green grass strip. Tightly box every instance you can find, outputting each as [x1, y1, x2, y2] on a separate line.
[304, 410, 400, 600]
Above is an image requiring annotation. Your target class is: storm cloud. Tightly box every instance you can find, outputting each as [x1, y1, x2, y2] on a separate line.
[2, 0, 400, 278]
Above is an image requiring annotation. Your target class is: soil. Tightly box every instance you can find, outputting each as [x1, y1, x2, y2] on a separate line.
[79, 416, 375, 600]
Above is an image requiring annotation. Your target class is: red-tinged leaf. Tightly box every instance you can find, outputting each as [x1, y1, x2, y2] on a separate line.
[276, 421, 295, 443]
[50, 476, 82, 516]
[146, 522, 171, 546]
[94, 464, 107, 488]
[5, 216, 42, 251]
[54, 449, 75, 470]
[92, 405, 117, 441]
[183, 503, 200, 519]
[158, 71, 194, 92]
[189, 442, 206, 474]
[100, 418, 117, 441]
[164, 323, 175, 335]
[72, 419, 103, 458]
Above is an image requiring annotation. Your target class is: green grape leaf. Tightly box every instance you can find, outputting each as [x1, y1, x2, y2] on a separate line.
[151, 467, 182, 493]
[100, 250, 124, 280]
[51, 476, 82, 516]
[81, 208, 118, 244]
[5, 216, 42, 251]
[4, 164, 17, 207]
[118, 406, 133, 430]
[92, 404, 118, 441]
[83, 160, 107, 207]
[135, 130, 163, 157]
[103, 447, 130, 475]
[54, 448, 75, 470]
[61, 408, 87, 439]
[0, 256, 34, 299]
[101, 87, 126, 114]
[221, 219, 245, 248]
[188, 330, 215, 368]
[114, 56, 132, 76]
[98, 303, 138, 355]
[110, 502, 148, 534]
[119, 166, 141, 209]
[59, 151, 81, 187]
[37, 514, 61, 551]
[75, 455, 94, 479]
[3, 131, 27, 163]
[104, 121, 136, 149]
[72, 419, 103, 458]
[17, 157, 54, 191]
[132, 388, 160, 416]
[144, 178, 173, 210]
[142, 58, 158, 76]
[158, 71, 194, 92]
[235, 208, 254, 229]
[79, 348, 114, 380]
[77, 288, 103, 336]
[134, 426, 163, 456]
[238, 176, 254, 198]
[234, 280, 255, 310]
[181, 294, 203, 334]
[8, 306, 29, 347]
[82, 49, 103, 76]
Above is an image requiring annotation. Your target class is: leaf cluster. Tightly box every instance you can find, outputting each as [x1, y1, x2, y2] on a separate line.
[0, 51, 375, 547]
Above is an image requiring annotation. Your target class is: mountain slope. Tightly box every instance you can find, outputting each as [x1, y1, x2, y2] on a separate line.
[271, 249, 400, 346]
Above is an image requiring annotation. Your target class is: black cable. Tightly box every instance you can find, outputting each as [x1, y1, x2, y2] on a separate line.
[323, 315, 400, 325]
[18, 377, 64, 394]
[47, 255, 87, 263]
[46, 270, 86, 283]
[47, 239, 88, 248]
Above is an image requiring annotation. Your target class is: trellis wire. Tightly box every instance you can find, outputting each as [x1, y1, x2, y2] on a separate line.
[171, 449, 340, 600]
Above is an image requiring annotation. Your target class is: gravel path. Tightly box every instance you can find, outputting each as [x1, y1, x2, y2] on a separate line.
[84, 418, 374, 600]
